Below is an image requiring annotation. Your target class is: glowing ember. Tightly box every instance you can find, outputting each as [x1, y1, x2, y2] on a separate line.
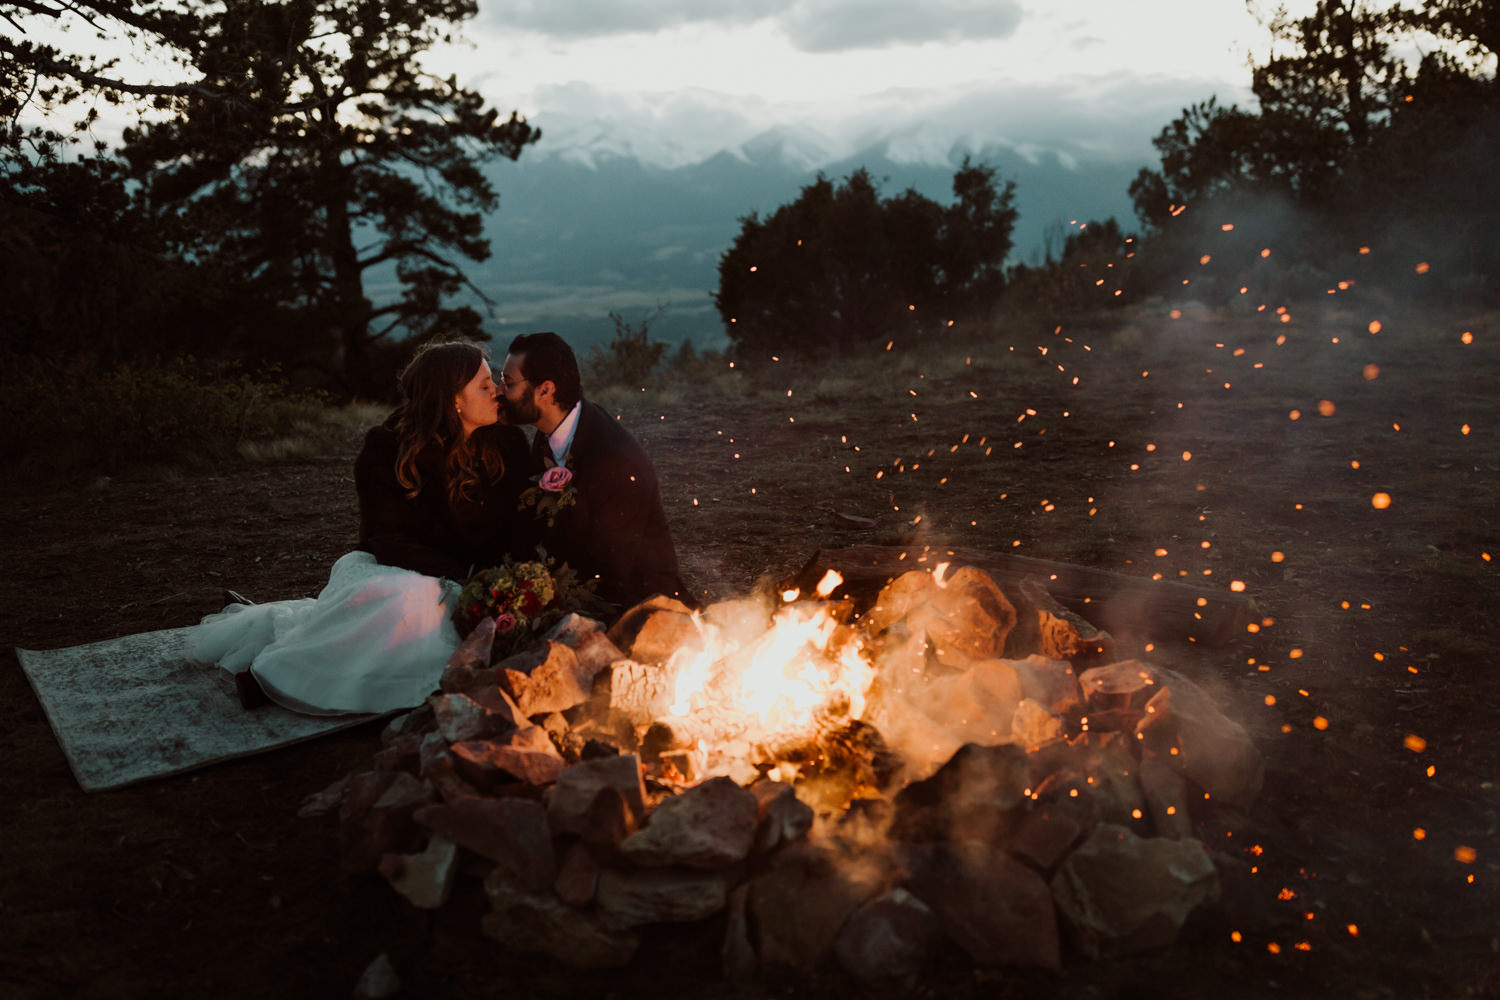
[815, 569, 843, 598]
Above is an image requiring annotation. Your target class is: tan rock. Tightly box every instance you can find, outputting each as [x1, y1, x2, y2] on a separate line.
[378, 834, 459, 910]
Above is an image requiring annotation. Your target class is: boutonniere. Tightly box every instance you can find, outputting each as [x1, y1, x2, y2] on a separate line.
[518, 452, 579, 527]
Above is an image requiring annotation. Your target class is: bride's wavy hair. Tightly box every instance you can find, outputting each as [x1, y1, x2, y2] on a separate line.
[392, 340, 501, 505]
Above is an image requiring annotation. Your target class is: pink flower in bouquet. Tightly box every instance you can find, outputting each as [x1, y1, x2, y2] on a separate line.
[540, 466, 573, 493]
[494, 612, 517, 635]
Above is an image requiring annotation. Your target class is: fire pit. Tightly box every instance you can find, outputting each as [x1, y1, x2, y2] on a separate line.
[308, 550, 1262, 980]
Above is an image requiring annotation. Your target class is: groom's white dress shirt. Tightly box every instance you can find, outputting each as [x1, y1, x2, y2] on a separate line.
[546, 401, 582, 465]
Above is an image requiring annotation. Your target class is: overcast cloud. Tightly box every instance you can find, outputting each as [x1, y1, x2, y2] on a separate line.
[482, 0, 1024, 52]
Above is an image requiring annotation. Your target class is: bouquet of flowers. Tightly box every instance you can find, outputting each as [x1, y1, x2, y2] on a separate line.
[452, 556, 590, 660]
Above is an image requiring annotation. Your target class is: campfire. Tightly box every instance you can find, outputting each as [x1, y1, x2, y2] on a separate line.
[308, 548, 1263, 979]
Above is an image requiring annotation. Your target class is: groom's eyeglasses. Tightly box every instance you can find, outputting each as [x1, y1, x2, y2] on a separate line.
[499, 376, 529, 389]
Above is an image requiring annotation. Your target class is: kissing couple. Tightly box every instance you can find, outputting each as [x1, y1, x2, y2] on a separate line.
[189, 332, 692, 715]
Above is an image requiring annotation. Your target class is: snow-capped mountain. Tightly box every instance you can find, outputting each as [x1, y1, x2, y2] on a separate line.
[460, 119, 1143, 351]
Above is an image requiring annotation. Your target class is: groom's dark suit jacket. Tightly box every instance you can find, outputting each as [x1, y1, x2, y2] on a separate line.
[533, 399, 692, 610]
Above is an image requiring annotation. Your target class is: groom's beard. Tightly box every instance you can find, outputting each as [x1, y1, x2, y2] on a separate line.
[501, 385, 542, 426]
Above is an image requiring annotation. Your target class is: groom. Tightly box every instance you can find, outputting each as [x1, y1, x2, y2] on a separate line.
[499, 331, 694, 610]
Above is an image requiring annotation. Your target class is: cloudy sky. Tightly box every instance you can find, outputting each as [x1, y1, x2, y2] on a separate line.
[426, 0, 1288, 167]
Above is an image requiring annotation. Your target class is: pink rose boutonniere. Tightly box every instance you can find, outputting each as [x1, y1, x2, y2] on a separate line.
[519, 453, 580, 527]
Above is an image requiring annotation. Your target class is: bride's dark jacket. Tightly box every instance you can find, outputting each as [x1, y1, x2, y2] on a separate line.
[354, 417, 541, 581]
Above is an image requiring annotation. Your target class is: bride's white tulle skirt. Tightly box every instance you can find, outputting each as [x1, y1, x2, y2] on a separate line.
[188, 550, 462, 716]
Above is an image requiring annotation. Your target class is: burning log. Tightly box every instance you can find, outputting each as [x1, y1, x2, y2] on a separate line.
[795, 545, 1254, 647]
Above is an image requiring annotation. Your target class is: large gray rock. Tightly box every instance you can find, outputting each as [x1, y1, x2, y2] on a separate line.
[595, 865, 731, 929]
[541, 613, 622, 674]
[1049, 823, 1219, 958]
[834, 888, 940, 983]
[414, 798, 555, 892]
[902, 840, 1060, 970]
[483, 875, 641, 969]
[620, 776, 758, 869]
[1135, 672, 1264, 810]
[748, 839, 892, 971]
[546, 755, 647, 836]
[749, 780, 814, 854]
[890, 742, 1031, 844]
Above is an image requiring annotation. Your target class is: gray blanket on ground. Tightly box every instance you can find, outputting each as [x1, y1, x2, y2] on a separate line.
[16, 628, 379, 792]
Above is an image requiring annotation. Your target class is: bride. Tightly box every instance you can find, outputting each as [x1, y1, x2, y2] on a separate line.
[190, 340, 540, 715]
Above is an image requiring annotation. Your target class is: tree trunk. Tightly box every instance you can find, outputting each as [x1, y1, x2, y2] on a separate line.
[322, 151, 374, 396]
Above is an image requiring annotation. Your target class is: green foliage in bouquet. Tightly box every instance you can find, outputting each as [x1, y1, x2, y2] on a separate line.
[452, 556, 595, 660]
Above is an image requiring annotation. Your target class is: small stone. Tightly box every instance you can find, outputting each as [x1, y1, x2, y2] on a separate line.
[547, 755, 647, 836]
[596, 865, 731, 929]
[749, 780, 815, 854]
[620, 776, 759, 869]
[554, 841, 600, 907]
[415, 798, 555, 892]
[352, 952, 400, 1000]
[418, 751, 485, 803]
[1078, 659, 1163, 719]
[902, 840, 1060, 970]
[297, 775, 350, 819]
[1011, 698, 1066, 748]
[378, 834, 459, 909]
[544, 613, 625, 674]
[834, 888, 940, 983]
[431, 688, 524, 743]
[448, 616, 496, 671]
[449, 740, 564, 789]
[371, 732, 424, 772]
[483, 875, 641, 969]
[1049, 823, 1220, 958]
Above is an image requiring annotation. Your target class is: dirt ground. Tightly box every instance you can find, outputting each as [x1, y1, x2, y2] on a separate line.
[3, 300, 1498, 999]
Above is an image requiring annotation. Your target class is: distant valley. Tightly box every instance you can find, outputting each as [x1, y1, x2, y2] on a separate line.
[382, 125, 1145, 352]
